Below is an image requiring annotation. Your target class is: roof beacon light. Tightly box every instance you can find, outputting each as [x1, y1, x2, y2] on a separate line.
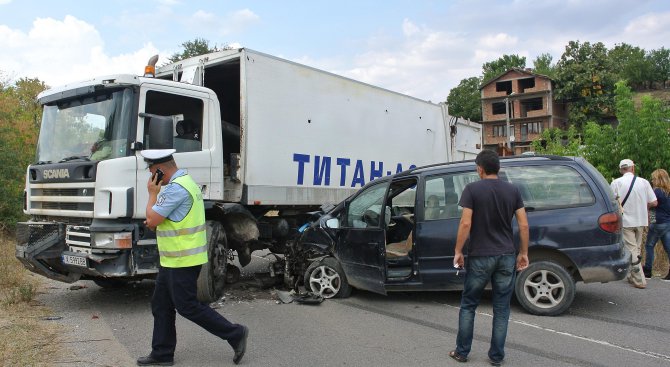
[144, 54, 159, 77]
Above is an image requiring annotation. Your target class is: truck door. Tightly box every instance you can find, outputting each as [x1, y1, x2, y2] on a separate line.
[335, 181, 390, 295]
[135, 87, 213, 217]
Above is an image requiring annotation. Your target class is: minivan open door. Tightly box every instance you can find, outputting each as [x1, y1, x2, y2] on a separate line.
[336, 227, 387, 294]
[334, 181, 390, 295]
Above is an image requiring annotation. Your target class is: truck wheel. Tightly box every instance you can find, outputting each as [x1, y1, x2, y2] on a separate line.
[514, 261, 575, 316]
[197, 221, 228, 303]
[93, 279, 128, 289]
[304, 257, 352, 299]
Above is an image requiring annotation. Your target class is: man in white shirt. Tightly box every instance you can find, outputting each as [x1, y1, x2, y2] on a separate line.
[610, 159, 657, 289]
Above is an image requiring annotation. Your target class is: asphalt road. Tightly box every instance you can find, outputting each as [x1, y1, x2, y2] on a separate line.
[35, 271, 670, 367]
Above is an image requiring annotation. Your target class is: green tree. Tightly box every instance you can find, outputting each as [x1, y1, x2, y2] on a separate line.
[446, 76, 482, 122]
[613, 81, 670, 178]
[648, 47, 670, 88]
[531, 81, 670, 181]
[582, 121, 618, 180]
[608, 43, 652, 90]
[167, 38, 232, 63]
[533, 53, 555, 78]
[0, 76, 47, 231]
[554, 41, 617, 129]
[531, 125, 581, 156]
[481, 54, 527, 84]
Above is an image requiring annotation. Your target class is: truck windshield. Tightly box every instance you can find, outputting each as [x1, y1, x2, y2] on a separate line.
[36, 88, 136, 164]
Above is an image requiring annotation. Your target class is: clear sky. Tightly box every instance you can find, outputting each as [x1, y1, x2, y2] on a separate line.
[1, 0, 669, 102]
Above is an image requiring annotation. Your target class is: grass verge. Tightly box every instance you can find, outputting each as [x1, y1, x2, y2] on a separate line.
[0, 233, 63, 366]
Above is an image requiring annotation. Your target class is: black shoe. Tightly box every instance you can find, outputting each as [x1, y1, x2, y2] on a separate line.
[662, 273, 670, 282]
[643, 269, 652, 279]
[136, 355, 174, 366]
[489, 359, 503, 366]
[233, 325, 249, 365]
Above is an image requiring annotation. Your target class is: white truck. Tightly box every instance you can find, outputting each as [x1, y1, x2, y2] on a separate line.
[16, 48, 481, 301]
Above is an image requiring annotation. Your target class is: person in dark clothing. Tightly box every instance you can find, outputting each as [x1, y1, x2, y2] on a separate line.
[643, 168, 670, 281]
[449, 150, 529, 366]
[137, 149, 249, 366]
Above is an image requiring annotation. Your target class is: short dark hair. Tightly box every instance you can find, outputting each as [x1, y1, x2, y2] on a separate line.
[475, 149, 500, 174]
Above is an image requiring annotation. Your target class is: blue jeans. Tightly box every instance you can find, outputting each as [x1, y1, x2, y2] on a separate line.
[456, 254, 516, 363]
[643, 222, 670, 272]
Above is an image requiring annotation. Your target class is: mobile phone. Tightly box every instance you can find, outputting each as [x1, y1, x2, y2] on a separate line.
[152, 168, 164, 184]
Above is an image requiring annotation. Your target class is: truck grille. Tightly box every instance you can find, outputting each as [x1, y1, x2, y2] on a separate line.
[29, 182, 95, 218]
[66, 225, 91, 247]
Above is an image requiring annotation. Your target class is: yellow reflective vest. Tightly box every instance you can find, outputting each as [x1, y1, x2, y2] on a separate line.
[155, 174, 208, 268]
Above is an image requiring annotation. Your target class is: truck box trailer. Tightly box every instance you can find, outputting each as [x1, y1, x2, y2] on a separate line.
[16, 48, 481, 301]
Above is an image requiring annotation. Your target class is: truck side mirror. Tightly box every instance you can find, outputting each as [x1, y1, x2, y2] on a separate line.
[140, 113, 174, 149]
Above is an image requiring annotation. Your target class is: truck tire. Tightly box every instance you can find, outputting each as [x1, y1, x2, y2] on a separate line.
[197, 221, 228, 303]
[514, 261, 575, 316]
[304, 257, 352, 299]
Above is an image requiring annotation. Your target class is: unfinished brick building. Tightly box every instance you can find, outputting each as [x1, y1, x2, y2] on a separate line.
[480, 68, 568, 155]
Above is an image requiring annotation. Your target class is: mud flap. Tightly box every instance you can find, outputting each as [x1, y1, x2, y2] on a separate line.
[15, 222, 81, 283]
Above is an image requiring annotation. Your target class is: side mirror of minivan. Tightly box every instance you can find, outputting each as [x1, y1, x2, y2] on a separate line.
[325, 218, 340, 229]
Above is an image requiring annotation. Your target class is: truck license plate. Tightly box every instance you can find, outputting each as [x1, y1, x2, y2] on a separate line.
[62, 254, 87, 267]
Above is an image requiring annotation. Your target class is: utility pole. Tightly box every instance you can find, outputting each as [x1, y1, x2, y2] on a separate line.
[504, 93, 515, 154]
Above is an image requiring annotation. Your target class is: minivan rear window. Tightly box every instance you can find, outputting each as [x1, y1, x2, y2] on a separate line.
[503, 165, 595, 210]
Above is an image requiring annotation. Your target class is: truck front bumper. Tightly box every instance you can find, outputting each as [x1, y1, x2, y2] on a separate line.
[16, 221, 80, 283]
[16, 221, 159, 283]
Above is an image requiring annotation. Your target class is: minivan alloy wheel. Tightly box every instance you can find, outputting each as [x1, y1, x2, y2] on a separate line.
[514, 261, 575, 316]
[304, 257, 352, 298]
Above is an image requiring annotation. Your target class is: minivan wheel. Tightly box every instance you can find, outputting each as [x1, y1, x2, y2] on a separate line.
[514, 261, 575, 316]
[304, 257, 352, 299]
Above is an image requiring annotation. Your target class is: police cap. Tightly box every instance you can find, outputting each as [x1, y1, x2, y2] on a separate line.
[141, 149, 176, 165]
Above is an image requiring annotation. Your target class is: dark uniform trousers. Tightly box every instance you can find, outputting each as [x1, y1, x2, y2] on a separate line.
[151, 265, 245, 361]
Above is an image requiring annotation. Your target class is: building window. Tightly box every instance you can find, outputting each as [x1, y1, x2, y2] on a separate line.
[522, 122, 542, 134]
[496, 80, 512, 94]
[525, 97, 543, 111]
[492, 102, 506, 115]
[519, 77, 535, 92]
[493, 124, 511, 137]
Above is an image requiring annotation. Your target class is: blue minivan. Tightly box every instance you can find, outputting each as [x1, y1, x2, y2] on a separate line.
[292, 155, 630, 316]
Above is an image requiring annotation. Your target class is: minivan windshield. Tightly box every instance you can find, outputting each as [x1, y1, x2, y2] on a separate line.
[36, 88, 136, 164]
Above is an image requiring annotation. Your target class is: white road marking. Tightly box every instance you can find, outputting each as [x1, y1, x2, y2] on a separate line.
[439, 302, 670, 362]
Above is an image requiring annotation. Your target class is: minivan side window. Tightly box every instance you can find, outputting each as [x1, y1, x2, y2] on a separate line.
[503, 165, 595, 209]
[346, 182, 390, 228]
[423, 172, 479, 220]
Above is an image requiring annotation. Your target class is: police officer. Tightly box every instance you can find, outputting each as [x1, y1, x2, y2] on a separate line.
[137, 149, 249, 366]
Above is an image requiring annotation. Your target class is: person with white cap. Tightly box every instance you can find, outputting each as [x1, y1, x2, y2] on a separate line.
[610, 158, 657, 289]
[137, 149, 249, 366]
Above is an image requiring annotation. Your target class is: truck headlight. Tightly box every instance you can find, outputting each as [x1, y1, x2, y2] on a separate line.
[92, 232, 132, 249]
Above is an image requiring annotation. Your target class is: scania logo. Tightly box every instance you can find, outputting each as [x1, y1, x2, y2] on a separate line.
[43, 169, 70, 179]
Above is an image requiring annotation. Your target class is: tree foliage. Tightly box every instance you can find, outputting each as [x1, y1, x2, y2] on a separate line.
[530, 125, 581, 156]
[533, 53, 555, 78]
[609, 43, 653, 90]
[554, 41, 617, 129]
[648, 47, 670, 89]
[167, 38, 232, 63]
[533, 81, 670, 181]
[612, 81, 670, 179]
[581, 121, 617, 180]
[481, 54, 527, 84]
[446, 76, 482, 122]
[0, 76, 47, 231]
